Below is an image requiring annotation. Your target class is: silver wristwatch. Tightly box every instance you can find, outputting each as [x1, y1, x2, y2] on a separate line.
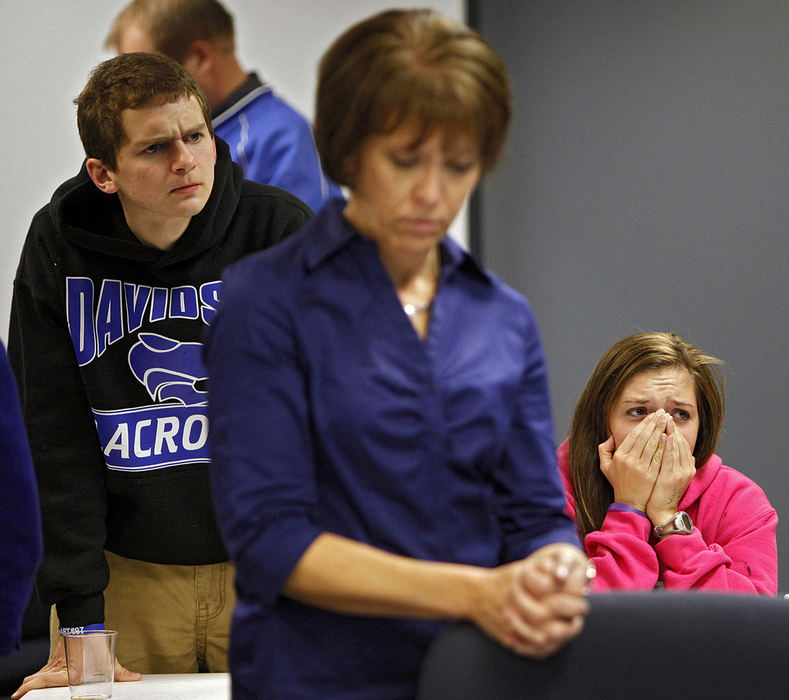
[654, 511, 693, 537]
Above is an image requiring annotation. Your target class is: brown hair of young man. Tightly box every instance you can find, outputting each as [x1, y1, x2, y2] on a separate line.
[75, 52, 212, 171]
[568, 331, 726, 539]
[314, 8, 512, 188]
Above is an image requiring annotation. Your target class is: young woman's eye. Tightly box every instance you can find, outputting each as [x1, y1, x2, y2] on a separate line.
[673, 409, 691, 421]
[626, 407, 649, 417]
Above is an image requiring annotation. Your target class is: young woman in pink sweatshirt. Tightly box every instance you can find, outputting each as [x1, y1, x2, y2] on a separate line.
[558, 332, 777, 594]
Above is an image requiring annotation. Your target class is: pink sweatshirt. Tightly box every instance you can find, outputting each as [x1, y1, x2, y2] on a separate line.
[557, 439, 778, 594]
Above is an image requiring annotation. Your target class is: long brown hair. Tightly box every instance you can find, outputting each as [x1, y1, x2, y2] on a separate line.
[568, 332, 725, 538]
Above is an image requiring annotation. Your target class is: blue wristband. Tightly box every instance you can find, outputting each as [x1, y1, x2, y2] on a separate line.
[607, 502, 649, 519]
[59, 623, 105, 636]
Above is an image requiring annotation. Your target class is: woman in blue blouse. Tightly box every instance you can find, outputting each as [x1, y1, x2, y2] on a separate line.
[0, 340, 42, 656]
[205, 9, 590, 698]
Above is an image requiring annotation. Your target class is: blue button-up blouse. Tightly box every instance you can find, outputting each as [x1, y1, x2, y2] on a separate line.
[205, 198, 579, 699]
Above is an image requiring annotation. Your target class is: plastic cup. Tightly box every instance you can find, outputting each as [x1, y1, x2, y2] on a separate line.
[63, 630, 117, 699]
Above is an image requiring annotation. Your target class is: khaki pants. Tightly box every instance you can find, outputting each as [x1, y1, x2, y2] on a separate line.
[51, 551, 235, 673]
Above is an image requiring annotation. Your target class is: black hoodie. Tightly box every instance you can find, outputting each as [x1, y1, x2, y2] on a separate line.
[8, 139, 312, 626]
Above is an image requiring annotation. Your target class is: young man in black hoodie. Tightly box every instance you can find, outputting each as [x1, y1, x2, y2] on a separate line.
[9, 52, 311, 697]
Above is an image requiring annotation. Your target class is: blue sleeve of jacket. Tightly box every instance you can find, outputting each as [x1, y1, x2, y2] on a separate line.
[243, 119, 341, 213]
[0, 340, 43, 655]
[215, 98, 342, 213]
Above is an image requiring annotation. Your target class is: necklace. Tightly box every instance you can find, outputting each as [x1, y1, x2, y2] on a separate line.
[399, 250, 439, 318]
[402, 300, 433, 317]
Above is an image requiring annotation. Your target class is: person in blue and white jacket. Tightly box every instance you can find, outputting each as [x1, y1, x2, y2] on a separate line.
[106, 0, 342, 213]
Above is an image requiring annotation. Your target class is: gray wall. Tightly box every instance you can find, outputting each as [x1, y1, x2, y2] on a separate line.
[474, 1, 788, 588]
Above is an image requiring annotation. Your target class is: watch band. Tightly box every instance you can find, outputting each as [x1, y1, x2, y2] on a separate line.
[654, 511, 693, 537]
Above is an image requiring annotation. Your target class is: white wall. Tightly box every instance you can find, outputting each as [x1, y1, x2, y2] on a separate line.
[0, 0, 465, 343]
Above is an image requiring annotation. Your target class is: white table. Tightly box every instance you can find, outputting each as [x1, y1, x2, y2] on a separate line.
[25, 673, 230, 699]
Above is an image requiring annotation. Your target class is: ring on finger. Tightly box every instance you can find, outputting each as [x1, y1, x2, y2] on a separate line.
[585, 562, 597, 582]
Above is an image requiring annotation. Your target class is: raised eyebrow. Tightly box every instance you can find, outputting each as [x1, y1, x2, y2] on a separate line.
[130, 135, 170, 149]
[130, 124, 207, 150]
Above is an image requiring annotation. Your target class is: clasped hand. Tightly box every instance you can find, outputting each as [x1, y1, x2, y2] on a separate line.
[472, 543, 591, 659]
[598, 409, 695, 526]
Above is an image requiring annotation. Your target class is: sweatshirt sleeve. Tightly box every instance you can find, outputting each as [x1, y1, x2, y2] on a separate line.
[9, 236, 108, 627]
[656, 483, 778, 594]
[584, 511, 661, 591]
[583, 474, 778, 594]
[0, 341, 43, 655]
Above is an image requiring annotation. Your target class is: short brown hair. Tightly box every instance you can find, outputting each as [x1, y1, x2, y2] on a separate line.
[568, 332, 726, 539]
[105, 0, 235, 63]
[315, 8, 512, 187]
[75, 52, 212, 170]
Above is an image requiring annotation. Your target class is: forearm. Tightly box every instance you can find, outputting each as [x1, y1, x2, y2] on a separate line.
[283, 532, 483, 620]
[283, 534, 589, 659]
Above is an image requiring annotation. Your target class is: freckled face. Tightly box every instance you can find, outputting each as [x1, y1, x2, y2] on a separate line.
[608, 366, 700, 452]
[103, 96, 216, 235]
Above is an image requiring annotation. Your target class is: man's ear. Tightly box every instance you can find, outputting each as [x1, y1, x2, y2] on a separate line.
[85, 158, 118, 194]
[183, 40, 214, 77]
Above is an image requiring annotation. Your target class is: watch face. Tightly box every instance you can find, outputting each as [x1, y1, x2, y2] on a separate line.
[676, 512, 693, 531]
[655, 511, 693, 536]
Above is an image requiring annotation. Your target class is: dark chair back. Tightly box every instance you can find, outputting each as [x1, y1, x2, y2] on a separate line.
[417, 591, 789, 699]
